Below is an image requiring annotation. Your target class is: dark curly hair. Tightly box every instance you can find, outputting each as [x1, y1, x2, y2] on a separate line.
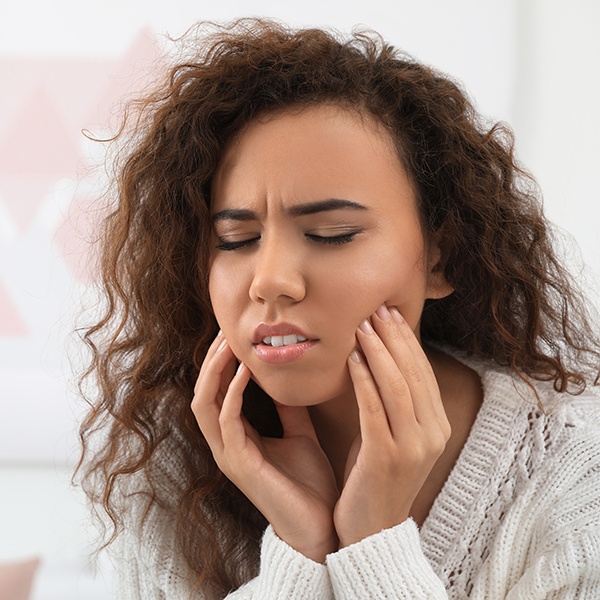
[77, 17, 600, 596]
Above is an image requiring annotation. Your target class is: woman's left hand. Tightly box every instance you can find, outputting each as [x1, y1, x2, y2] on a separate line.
[333, 304, 451, 548]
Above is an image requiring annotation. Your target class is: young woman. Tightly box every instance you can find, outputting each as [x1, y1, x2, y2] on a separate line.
[78, 18, 600, 599]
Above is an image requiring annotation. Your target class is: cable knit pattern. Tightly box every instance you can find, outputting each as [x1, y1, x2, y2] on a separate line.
[110, 352, 600, 598]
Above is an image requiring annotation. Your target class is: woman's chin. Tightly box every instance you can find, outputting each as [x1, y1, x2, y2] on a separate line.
[252, 368, 353, 407]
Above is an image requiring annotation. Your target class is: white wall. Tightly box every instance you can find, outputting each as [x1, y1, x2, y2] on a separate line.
[510, 0, 600, 303]
[0, 0, 598, 574]
[0, 0, 525, 467]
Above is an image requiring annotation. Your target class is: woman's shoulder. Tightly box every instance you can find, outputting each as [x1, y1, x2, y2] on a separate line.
[485, 366, 600, 483]
[444, 344, 600, 418]
[109, 430, 207, 597]
[543, 384, 600, 471]
[110, 426, 197, 544]
[443, 345, 600, 468]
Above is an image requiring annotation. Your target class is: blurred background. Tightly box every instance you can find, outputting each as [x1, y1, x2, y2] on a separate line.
[0, 0, 598, 597]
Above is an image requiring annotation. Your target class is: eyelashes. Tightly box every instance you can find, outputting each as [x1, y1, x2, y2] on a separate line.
[305, 232, 359, 245]
[215, 231, 360, 251]
[215, 237, 259, 251]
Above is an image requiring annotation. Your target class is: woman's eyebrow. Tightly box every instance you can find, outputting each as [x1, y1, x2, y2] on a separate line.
[212, 208, 256, 223]
[288, 198, 368, 216]
[212, 198, 368, 222]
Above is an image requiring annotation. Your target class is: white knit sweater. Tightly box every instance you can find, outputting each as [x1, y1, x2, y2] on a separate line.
[112, 352, 600, 598]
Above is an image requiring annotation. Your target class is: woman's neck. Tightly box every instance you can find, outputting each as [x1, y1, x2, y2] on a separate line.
[308, 392, 360, 491]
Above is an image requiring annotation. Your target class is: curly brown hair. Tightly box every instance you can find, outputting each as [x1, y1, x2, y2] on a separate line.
[77, 17, 600, 596]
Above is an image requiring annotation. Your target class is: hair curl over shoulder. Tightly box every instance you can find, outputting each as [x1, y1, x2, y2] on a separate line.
[77, 17, 600, 595]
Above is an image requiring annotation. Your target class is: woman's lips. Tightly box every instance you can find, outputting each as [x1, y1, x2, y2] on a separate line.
[252, 322, 318, 364]
[253, 339, 318, 364]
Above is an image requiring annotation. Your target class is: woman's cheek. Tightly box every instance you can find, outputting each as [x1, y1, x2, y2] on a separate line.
[212, 311, 244, 361]
[209, 284, 240, 359]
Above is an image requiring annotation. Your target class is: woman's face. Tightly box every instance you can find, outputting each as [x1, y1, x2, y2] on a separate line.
[208, 104, 449, 406]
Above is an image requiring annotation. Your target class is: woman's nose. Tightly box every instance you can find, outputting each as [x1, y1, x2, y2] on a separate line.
[249, 236, 306, 304]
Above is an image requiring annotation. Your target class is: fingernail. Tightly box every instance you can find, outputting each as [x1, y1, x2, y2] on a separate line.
[375, 304, 391, 320]
[350, 349, 361, 363]
[216, 329, 223, 337]
[236, 362, 245, 374]
[359, 319, 374, 334]
[390, 308, 404, 324]
[217, 337, 228, 351]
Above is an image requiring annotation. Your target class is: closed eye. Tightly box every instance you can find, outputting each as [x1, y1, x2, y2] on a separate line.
[215, 231, 361, 251]
[215, 237, 260, 251]
[305, 232, 360, 245]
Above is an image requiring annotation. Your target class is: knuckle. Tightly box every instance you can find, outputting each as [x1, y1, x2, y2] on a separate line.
[441, 420, 452, 442]
[365, 398, 383, 416]
[387, 376, 408, 397]
[213, 455, 230, 474]
[420, 359, 436, 379]
[381, 321, 403, 342]
[218, 412, 230, 429]
[405, 365, 423, 383]
[367, 338, 387, 358]
[190, 395, 202, 416]
[428, 430, 449, 456]
[402, 433, 446, 465]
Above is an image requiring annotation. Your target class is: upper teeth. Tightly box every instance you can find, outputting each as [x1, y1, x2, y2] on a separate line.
[262, 334, 308, 347]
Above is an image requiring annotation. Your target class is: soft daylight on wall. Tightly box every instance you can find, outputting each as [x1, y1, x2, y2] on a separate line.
[0, 1, 598, 598]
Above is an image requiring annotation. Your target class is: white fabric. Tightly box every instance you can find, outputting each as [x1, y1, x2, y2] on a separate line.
[113, 352, 600, 598]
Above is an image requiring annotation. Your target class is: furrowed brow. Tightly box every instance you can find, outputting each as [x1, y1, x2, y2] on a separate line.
[212, 199, 368, 222]
[288, 199, 368, 216]
[212, 208, 257, 223]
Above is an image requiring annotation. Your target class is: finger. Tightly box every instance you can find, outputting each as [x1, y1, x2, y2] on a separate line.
[191, 339, 235, 450]
[195, 330, 227, 395]
[386, 307, 449, 433]
[355, 318, 416, 429]
[219, 354, 238, 407]
[219, 363, 253, 450]
[201, 328, 225, 364]
[370, 307, 443, 429]
[347, 348, 394, 442]
[193, 337, 234, 406]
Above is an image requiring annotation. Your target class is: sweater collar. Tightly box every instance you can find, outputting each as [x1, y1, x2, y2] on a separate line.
[419, 347, 534, 570]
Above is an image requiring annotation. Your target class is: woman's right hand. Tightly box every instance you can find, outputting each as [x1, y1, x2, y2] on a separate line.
[191, 332, 339, 563]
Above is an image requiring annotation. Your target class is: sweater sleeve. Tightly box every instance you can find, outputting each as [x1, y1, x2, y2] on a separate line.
[326, 519, 447, 599]
[112, 507, 333, 599]
[227, 526, 333, 599]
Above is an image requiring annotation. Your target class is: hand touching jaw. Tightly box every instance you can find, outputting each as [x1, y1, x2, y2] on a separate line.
[197, 103, 458, 559]
[191, 302, 463, 560]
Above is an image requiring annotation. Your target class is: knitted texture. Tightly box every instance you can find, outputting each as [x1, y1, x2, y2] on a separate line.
[110, 353, 600, 598]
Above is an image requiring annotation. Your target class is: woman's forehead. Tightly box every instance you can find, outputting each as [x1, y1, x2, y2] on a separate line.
[211, 104, 408, 208]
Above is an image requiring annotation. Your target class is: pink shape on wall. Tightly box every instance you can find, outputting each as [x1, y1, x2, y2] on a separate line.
[0, 87, 81, 178]
[54, 191, 105, 284]
[0, 87, 82, 231]
[0, 281, 29, 337]
[0, 27, 164, 330]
